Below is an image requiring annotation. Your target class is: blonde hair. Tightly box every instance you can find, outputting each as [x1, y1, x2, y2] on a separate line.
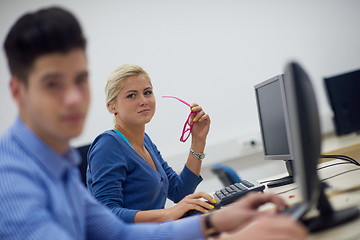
[105, 64, 150, 113]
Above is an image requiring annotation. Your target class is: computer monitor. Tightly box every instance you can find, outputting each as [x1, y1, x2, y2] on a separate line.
[283, 61, 360, 232]
[324, 69, 360, 136]
[254, 74, 295, 188]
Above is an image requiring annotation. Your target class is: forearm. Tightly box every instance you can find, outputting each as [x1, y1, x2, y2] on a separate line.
[186, 139, 206, 176]
[199, 214, 238, 239]
[133, 209, 172, 223]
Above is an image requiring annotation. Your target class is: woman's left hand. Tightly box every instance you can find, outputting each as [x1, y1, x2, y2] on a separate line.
[189, 103, 211, 143]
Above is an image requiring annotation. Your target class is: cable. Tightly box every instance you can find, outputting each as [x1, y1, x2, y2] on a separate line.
[317, 162, 353, 170]
[274, 168, 360, 195]
[320, 154, 360, 166]
[321, 168, 360, 182]
[260, 154, 359, 185]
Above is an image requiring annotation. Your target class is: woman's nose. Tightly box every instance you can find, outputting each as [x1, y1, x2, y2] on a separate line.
[139, 95, 148, 106]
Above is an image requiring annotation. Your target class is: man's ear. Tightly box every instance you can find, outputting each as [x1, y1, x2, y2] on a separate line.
[9, 76, 25, 106]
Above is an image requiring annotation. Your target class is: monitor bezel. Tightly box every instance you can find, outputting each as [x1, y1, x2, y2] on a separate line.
[254, 74, 294, 161]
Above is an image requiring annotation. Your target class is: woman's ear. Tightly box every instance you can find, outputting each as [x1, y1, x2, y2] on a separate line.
[107, 102, 116, 114]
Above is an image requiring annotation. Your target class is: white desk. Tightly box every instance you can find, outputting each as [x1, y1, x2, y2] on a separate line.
[262, 159, 360, 240]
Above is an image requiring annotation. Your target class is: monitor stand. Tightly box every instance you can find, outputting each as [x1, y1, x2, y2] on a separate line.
[267, 160, 294, 188]
[302, 182, 360, 232]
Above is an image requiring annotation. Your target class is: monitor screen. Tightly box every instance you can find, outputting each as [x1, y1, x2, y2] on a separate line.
[254, 74, 292, 160]
[324, 69, 360, 136]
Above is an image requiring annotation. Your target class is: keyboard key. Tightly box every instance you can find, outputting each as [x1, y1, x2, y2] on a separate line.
[234, 183, 247, 191]
[225, 186, 235, 193]
[214, 179, 265, 206]
[241, 180, 254, 188]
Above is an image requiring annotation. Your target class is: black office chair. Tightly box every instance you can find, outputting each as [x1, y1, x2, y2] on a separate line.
[211, 163, 242, 187]
[76, 144, 91, 186]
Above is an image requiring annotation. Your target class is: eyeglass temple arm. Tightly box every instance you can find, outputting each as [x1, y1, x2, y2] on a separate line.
[162, 96, 191, 107]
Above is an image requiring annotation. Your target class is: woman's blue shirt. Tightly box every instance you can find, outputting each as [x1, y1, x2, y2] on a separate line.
[87, 130, 202, 223]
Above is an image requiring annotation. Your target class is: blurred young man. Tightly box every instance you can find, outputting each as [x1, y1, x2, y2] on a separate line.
[0, 6, 308, 240]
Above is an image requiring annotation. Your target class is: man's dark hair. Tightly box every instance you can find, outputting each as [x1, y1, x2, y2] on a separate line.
[3, 6, 87, 83]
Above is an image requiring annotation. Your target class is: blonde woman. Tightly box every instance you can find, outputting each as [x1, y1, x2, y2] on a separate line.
[87, 64, 214, 223]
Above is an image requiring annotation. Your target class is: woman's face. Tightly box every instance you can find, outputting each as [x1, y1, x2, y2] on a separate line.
[114, 74, 156, 126]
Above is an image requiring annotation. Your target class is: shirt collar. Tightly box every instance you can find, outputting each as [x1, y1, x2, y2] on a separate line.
[12, 117, 81, 180]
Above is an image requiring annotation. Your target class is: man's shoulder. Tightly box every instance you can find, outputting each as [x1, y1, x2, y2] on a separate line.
[0, 129, 20, 159]
[0, 129, 37, 170]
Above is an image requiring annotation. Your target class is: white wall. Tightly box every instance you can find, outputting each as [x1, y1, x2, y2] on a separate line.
[1, 1, 360, 169]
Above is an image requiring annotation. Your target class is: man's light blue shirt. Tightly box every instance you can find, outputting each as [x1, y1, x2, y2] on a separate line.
[0, 117, 204, 240]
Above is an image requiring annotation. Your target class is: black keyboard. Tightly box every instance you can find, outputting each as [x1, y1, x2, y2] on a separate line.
[213, 179, 265, 206]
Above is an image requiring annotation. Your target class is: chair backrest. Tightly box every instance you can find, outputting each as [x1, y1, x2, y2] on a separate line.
[76, 144, 91, 186]
[211, 163, 242, 186]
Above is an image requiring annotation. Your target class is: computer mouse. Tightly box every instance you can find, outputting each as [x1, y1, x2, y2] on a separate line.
[180, 201, 221, 218]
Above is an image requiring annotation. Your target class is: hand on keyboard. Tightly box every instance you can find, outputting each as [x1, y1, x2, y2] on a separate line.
[180, 201, 221, 218]
[170, 192, 218, 219]
[180, 180, 265, 218]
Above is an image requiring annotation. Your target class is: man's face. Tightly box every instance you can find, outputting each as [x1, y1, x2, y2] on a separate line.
[11, 49, 90, 153]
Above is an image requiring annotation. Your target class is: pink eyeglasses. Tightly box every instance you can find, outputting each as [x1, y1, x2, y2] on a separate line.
[162, 96, 196, 142]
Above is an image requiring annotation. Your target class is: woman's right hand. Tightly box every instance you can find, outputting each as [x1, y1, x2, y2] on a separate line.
[164, 192, 217, 220]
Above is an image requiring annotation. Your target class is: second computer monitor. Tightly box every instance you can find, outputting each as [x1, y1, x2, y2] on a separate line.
[324, 69, 360, 136]
[254, 74, 294, 187]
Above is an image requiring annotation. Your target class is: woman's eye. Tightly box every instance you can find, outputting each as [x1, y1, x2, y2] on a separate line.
[144, 90, 153, 95]
[126, 93, 136, 98]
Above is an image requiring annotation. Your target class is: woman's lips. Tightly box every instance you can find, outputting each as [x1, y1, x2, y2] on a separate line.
[138, 109, 151, 114]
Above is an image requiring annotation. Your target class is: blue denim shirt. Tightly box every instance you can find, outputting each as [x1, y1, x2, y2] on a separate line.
[0, 118, 204, 240]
